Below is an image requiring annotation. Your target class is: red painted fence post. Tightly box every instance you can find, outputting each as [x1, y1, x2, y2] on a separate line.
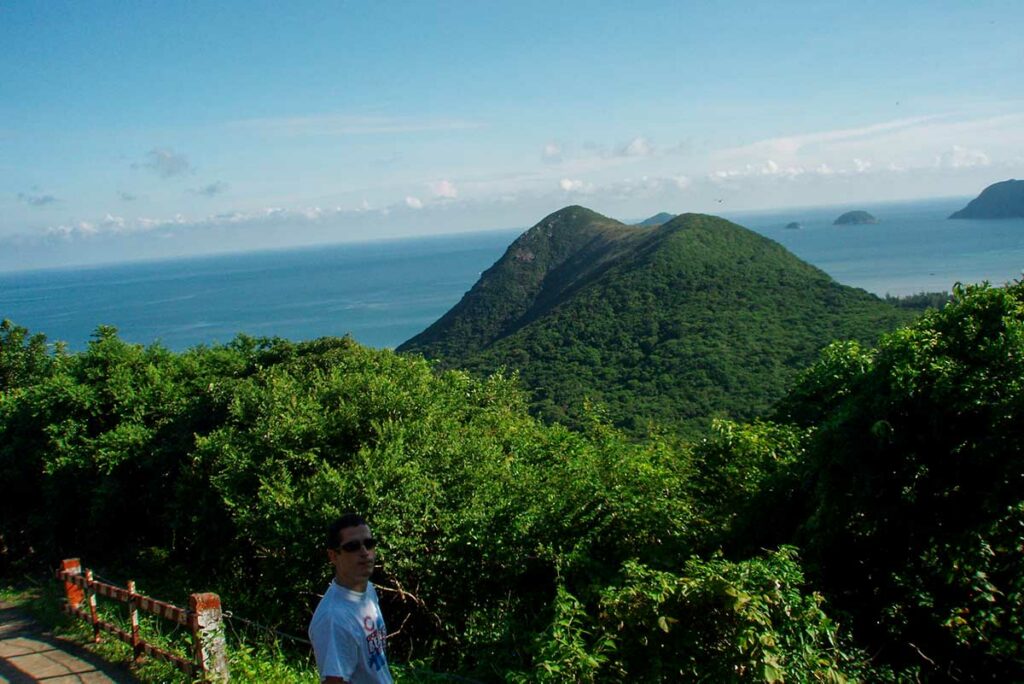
[59, 558, 84, 609]
[189, 592, 229, 682]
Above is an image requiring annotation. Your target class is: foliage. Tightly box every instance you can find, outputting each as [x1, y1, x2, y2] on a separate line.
[777, 282, 1024, 680]
[884, 291, 952, 312]
[688, 419, 811, 552]
[597, 549, 874, 682]
[507, 584, 617, 683]
[0, 318, 60, 391]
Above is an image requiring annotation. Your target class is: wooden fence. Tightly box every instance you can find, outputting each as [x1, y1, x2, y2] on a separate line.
[56, 558, 229, 682]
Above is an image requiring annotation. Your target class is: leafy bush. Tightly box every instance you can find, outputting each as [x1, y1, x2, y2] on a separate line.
[596, 548, 874, 682]
[780, 282, 1024, 679]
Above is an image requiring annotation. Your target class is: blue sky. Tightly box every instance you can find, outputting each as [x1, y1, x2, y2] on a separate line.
[2, 0, 1023, 269]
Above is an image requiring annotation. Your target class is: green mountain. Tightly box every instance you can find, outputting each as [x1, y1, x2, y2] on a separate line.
[949, 178, 1024, 219]
[399, 206, 916, 433]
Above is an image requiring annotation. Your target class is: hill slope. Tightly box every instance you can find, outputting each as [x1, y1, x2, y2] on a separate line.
[949, 178, 1024, 219]
[399, 207, 916, 433]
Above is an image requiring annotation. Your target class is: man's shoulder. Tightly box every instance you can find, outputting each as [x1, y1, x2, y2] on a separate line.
[310, 583, 340, 623]
[309, 587, 360, 644]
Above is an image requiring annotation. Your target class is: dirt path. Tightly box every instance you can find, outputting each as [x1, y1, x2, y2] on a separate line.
[0, 601, 138, 683]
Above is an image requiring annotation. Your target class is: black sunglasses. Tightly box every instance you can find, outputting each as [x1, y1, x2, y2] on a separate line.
[337, 537, 378, 553]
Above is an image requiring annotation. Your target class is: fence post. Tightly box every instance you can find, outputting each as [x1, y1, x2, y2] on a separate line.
[84, 569, 101, 643]
[59, 558, 84, 609]
[189, 592, 229, 682]
[127, 580, 142, 662]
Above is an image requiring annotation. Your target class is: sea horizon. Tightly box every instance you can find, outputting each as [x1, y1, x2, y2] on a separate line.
[0, 193, 978, 277]
[3, 195, 1021, 353]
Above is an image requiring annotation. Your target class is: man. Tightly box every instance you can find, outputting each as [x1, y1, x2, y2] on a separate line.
[308, 513, 394, 684]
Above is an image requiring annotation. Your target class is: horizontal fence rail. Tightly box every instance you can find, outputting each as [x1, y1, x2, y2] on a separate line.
[56, 558, 229, 682]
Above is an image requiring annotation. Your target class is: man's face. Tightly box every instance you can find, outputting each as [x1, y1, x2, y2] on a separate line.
[328, 523, 376, 591]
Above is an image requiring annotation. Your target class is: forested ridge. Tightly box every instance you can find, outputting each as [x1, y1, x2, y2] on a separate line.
[2, 280, 1022, 681]
[400, 207, 917, 434]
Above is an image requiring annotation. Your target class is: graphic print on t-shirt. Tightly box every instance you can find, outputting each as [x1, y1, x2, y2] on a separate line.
[364, 615, 387, 671]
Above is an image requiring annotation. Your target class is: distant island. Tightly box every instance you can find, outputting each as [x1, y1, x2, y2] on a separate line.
[785, 221, 802, 230]
[634, 212, 677, 226]
[834, 210, 878, 225]
[949, 179, 1024, 219]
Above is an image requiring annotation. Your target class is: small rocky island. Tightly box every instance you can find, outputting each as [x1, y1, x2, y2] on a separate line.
[834, 210, 879, 225]
[785, 221, 802, 230]
[949, 179, 1024, 219]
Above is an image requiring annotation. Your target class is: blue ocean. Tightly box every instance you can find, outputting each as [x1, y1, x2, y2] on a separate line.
[2, 197, 1022, 352]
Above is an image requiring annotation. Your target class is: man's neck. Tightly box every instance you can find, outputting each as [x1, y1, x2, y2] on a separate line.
[334, 576, 368, 593]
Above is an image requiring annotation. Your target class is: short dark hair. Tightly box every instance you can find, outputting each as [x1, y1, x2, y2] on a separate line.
[326, 513, 367, 550]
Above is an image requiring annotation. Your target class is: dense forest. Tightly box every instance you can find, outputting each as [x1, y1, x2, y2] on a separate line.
[1, 280, 1021, 681]
[400, 207, 918, 435]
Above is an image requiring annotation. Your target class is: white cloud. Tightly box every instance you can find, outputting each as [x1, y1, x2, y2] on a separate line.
[935, 145, 990, 169]
[711, 113, 1024, 185]
[559, 178, 585, 192]
[533, 135, 659, 174]
[431, 180, 458, 199]
[620, 136, 654, 157]
[100, 214, 126, 230]
[34, 206, 344, 241]
[601, 175, 694, 200]
[45, 221, 97, 238]
[542, 142, 562, 163]
[405, 196, 423, 209]
[710, 160, 808, 181]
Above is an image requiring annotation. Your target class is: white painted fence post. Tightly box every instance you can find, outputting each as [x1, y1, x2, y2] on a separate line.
[189, 592, 229, 682]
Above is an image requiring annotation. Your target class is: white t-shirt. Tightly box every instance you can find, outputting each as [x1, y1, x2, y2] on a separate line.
[308, 580, 394, 684]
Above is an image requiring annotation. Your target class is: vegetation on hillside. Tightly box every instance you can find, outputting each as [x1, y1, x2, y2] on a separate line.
[401, 208, 917, 435]
[2, 279, 1022, 681]
[400, 206, 648, 359]
[884, 290, 952, 311]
